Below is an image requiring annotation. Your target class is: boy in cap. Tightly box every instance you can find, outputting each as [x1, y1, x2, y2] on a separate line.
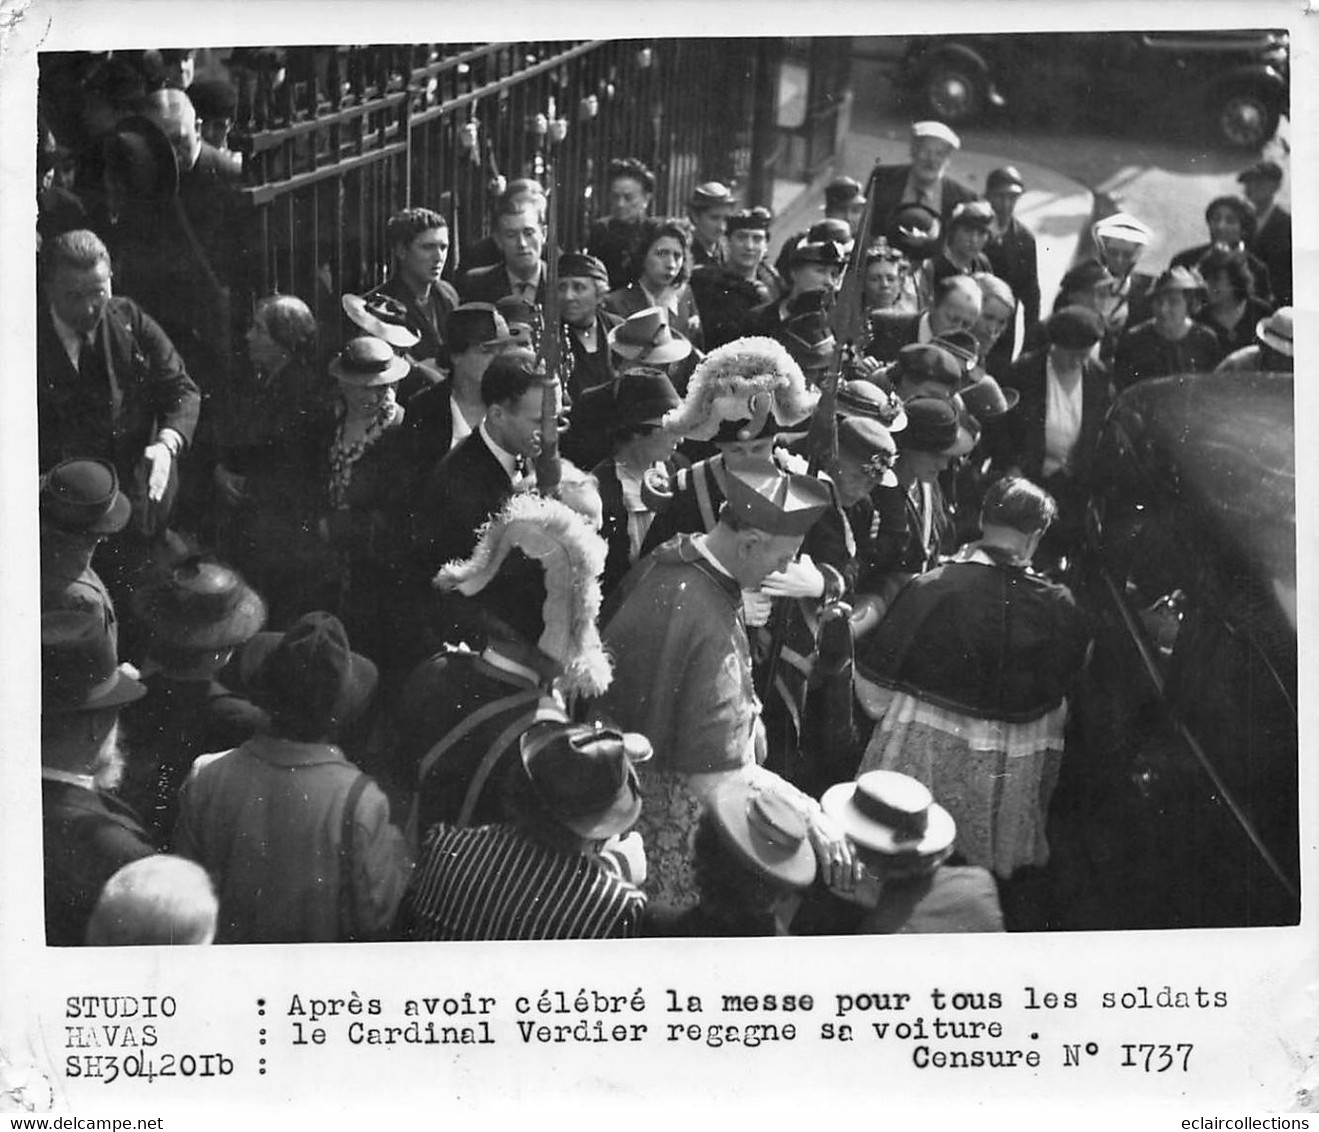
[743, 236, 848, 348]
[174, 612, 411, 943]
[983, 166, 1040, 369]
[919, 199, 994, 294]
[689, 207, 783, 349]
[1238, 160, 1290, 306]
[397, 720, 649, 940]
[868, 120, 979, 242]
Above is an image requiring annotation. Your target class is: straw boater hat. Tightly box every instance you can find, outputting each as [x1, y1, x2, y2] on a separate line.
[341, 292, 421, 350]
[1256, 307, 1293, 357]
[432, 492, 612, 699]
[662, 336, 819, 443]
[822, 770, 956, 866]
[709, 779, 817, 890]
[328, 336, 410, 386]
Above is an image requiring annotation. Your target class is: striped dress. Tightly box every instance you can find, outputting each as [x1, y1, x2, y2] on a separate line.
[399, 824, 645, 941]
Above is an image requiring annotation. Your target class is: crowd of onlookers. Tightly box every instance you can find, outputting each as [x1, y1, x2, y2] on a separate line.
[36, 50, 1293, 946]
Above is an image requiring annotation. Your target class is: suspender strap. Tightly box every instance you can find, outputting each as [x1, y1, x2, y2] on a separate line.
[693, 462, 719, 533]
[455, 707, 551, 829]
[338, 772, 370, 941]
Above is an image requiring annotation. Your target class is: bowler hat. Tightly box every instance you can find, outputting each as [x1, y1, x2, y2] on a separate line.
[1237, 160, 1283, 185]
[241, 612, 378, 734]
[710, 780, 817, 891]
[328, 336, 410, 386]
[42, 609, 145, 715]
[132, 557, 267, 650]
[520, 721, 650, 840]
[899, 396, 961, 454]
[723, 466, 831, 537]
[960, 374, 1019, 420]
[824, 177, 867, 210]
[895, 343, 961, 391]
[39, 459, 131, 536]
[688, 181, 736, 210]
[985, 166, 1025, 195]
[836, 416, 898, 487]
[726, 207, 772, 235]
[607, 307, 692, 364]
[1255, 307, 1293, 357]
[341, 292, 421, 350]
[558, 252, 609, 285]
[613, 366, 680, 428]
[821, 770, 956, 862]
[837, 378, 907, 432]
[102, 115, 178, 203]
[1047, 306, 1105, 350]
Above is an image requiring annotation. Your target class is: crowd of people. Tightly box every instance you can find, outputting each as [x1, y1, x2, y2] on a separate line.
[37, 52, 1294, 946]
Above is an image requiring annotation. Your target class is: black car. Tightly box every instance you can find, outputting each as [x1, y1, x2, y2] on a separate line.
[1073, 372, 1297, 928]
[902, 30, 1289, 149]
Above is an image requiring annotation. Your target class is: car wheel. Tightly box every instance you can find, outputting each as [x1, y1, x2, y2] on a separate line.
[1212, 87, 1280, 149]
[920, 60, 984, 124]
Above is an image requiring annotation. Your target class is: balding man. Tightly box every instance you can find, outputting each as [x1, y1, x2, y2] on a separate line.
[867, 274, 983, 364]
[869, 121, 979, 241]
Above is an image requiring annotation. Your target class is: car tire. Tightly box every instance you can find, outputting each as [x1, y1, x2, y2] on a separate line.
[919, 59, 984, 124]
[1211, 86, 1280, 150]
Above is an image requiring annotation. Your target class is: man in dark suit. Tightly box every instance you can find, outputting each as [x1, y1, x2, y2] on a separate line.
[457, 199, 547, 307]
[1239, 160, 1292, 308]
[38, 229, 201, 533]
[983, 166, 1040, 372]
[869, 121, 979, 242]
[41, 609, 155, 946]
[689, 207, 783, 350]
[990, 306, 1113, 564]
[867, 273, 982, 363]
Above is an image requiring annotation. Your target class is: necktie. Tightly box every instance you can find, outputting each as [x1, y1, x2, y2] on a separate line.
[78, 333, 108, 392]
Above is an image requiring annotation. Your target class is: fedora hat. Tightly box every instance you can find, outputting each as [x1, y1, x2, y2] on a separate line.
[132, 557, 267, 650]
[899, 396, 961, 454]
[39, 459, 131, 536]
[789, 239, 849, 269]
[328, 336, 410, 386]
[341, 292, 421, 350]
[613, 366, 680, 428]
[808, 218, 854, 247]
[240, 612, 377, 734]
[42, 609, 145, 715]
[895, 342, 962, 392]
[451, 303, 522, 352]
[710, 780, 817, 890]
[607, 307, 692, 364]
[822, 770, 956, 861]
[960, 374, 1019, 421]
[1255, 307, 1293, 357]
[520, 721, 650, 840]
[102, 114, 178, 203]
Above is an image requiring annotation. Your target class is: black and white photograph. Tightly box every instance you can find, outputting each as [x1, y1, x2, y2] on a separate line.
[1, 0, 1314, 1122]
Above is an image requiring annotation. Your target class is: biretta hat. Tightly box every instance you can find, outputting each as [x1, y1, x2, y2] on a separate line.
[132, 557, 267, 650]
[726, 207, 773, 235]
[1091, 212, 1153, 248]
[688, 181, 736, 210]
[722, 465, 831, 537]
[40, 459, 131, 536]
[985, 166, 1025, 195]
[710, 780, 817, 890]
[241, 612, 377, 734]
[558, 252, 610, 285]
[42, 609, 146, 715]
[520, 721, 650, 840]
[607, 306, 692, 364]
[1047, 305, 1105, 349]
[899, 396, 961, 454]
[947, 200, 995, 231]
[836, 415, 898, 488]
[821, 770, 956, 861]
[911, 120, 961, 149]
[895, 342, 962, 391]
[341, 292, 421, 350]
[613, 366, 680, 428]
[1256, 307, 1293, 357]
[824, 176, 867, 210]
[328, 336, 410, 386]
[1237, 160, 1283, 185]
[837, 378, 907, 432]
[960, 374, 1019, 421]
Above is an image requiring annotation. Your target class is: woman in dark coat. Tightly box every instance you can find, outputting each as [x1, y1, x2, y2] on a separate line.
[602, 217, 701, 347]
[586, 157, 656, 290]
[1194, 246, 1274, 357]
[1113, 267, 1223, 391]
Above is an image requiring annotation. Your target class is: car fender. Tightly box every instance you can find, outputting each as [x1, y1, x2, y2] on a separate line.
[1206, 63, 1287, 104]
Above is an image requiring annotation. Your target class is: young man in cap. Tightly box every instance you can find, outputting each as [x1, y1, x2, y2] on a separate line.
[596, 465, 858, 916]
[869, 121, 979, 242]
[689, 207, 783, 350]
[1238, 160, 1291, 307]
[867, 273, 983, 364]
[366, 207, 460, 379]
[174, 612, 411, 943]
[458, 198, 547, 306]
[687, 181, 737, 268]
[742, 237, 848, 347]
[41, 609, 154, 946]
[983, 166, 1039, 370]
[397, 720, 648, 940]
[919, 199, 994, 294]
[38, 230, 201, 537]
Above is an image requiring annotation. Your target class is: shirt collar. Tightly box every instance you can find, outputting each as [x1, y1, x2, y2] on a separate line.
[50, 306, 87, 362]
[479, 420, 520, 481]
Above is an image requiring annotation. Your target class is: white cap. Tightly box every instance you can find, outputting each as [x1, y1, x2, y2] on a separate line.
[911, 120, 961, 149]
[1091, 212, 1154, 247]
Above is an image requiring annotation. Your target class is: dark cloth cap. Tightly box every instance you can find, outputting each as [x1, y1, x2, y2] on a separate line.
[986, 166, 1025, 194]
[613, 366, 680, 428]
[1059, 259, 1115, 295]
[186, 78, 237, 119]
[809, 218, 854, 245]
[1237, 160, 1283, 184]
[1047, 305, 1106, 349]
[895, 343, 961, 390]
[726, 207, 773, 234]
[789, 239, 848, 268]
[899, 396, 960, 454]
[824, 177, 867, 209]
[520, 721, 649, 839]
[42, 609, 145, 715]
[836, 415, 898, 486]
[243, 612, 378, 735]
[40, 459, 131, 536]
[451, 303, 518, 349]
[688, 181, 736, 209]
[1149, 266, 1207, 299]
[132, 557, 267, 650]
[947, 200, 995, 231]
[558, 252, 610, 284]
